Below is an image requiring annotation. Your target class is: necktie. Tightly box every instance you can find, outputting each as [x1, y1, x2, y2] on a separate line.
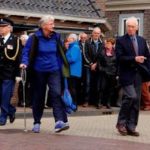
[0, 37, 4, 45]
[131, 36, 138, 56]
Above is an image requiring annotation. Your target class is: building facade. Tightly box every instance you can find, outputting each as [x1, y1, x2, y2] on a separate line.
[0, 0, 111, 37]
[105, 0, 150, 44]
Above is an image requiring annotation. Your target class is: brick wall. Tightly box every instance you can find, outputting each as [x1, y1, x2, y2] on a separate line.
[105, 9, 150, 45]
[105, 11, 119, 38]
[144, 10, 150, 44]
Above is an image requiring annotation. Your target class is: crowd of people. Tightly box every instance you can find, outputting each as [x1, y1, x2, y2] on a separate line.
[0, 15, 150, 136]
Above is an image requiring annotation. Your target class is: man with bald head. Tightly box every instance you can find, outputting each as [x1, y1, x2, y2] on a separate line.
[116, 16, 150, 136]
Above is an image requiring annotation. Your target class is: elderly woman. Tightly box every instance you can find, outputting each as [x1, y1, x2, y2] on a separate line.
[20, 15, 69, 133]
[97, 38, 117, 109]
[66, 34, 82, 109]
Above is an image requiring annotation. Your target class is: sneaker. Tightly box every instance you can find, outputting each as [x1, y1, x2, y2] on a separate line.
[55, 121, 69, 133]
[32, 123, 40, 133]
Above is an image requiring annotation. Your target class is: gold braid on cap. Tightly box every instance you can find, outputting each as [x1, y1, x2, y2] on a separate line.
[4, 37, 19, 61]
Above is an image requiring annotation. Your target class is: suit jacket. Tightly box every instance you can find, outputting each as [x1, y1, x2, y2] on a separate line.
[0, 34, 21, 80]
[116, 34, 150, 86]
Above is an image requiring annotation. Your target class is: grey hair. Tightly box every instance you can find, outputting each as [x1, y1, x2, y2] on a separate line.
[92, 27, 101, 33]
[126, 16, 138, 26]
[68, 33, 78, 41]
[39, 15, 54, 27]
[79, 32, 87, 37]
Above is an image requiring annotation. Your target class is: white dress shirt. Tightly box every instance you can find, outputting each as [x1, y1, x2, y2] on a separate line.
[3, 33, 11, 44]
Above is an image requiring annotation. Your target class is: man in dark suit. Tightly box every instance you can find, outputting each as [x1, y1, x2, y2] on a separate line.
[0, 18, 21, 125]
[116, 16, 150, 136]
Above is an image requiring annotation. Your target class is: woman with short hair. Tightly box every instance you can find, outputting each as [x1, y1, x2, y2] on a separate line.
[20, 15, 69, 133]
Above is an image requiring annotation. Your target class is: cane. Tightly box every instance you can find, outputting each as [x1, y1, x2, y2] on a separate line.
[21, 68, 27, 132]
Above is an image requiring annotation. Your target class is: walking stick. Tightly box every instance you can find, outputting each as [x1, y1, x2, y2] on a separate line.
[21, 68, 28, 132]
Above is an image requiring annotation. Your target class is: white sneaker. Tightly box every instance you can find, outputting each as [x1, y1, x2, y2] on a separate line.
[32, 123, 40, 133]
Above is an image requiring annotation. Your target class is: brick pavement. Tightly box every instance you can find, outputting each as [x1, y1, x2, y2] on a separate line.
[0, 111, 150, 150]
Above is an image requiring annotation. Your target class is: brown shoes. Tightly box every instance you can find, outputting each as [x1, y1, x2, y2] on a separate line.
[127, 129, 140, 137]
[116, 124, 127, 136]
[82, 102, 89, 107]
[116, 124, 140, 137]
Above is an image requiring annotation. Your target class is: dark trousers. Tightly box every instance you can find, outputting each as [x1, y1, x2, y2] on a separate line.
[82, 67, 91, 104]
[68, 76, 80, 106]
[100, 74, 116, 106]
[117, 73, 142, 130]
[91, 71, 102, 106]
[32, 70, 67, 124]
[0, 80, 16, 121]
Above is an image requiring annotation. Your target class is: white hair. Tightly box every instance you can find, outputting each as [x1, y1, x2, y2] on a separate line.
[126, 16, 138, 26]
[39, 15, 54, 27]
[68, 33, 78, 41]
[92, 27, 101, 33]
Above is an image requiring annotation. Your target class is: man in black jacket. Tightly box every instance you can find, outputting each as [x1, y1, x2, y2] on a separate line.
[0, 18, 21, 125]
[84, 27, 104, 108]
[116, 16, 150, 136]
[78, 32, 90, 106]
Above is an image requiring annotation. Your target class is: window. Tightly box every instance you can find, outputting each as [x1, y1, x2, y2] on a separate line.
[119, 13, 143, 36]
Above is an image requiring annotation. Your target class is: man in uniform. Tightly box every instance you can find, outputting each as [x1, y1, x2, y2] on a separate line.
[0, 18, 21, 125]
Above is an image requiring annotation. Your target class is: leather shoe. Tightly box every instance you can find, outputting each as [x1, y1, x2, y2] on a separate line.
[9, 114, 15, 123]
[106, 104, 111, 109]
[116, 124, 127, 136]
[96, 104, 102, 109]
[82, 102, 89, 107]
[127, 129, 140, 137]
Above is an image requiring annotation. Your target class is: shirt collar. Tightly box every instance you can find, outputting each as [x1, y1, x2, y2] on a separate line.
[3, 33, 11, 43]
[129, 34, 137, 40]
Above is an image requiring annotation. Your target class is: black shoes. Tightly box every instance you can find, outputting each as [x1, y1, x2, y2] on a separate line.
[0, 120, 6, 126]
[96, 104, 102, 109]
[0, 114, 15, 126]
[9, 114, 15, 123]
